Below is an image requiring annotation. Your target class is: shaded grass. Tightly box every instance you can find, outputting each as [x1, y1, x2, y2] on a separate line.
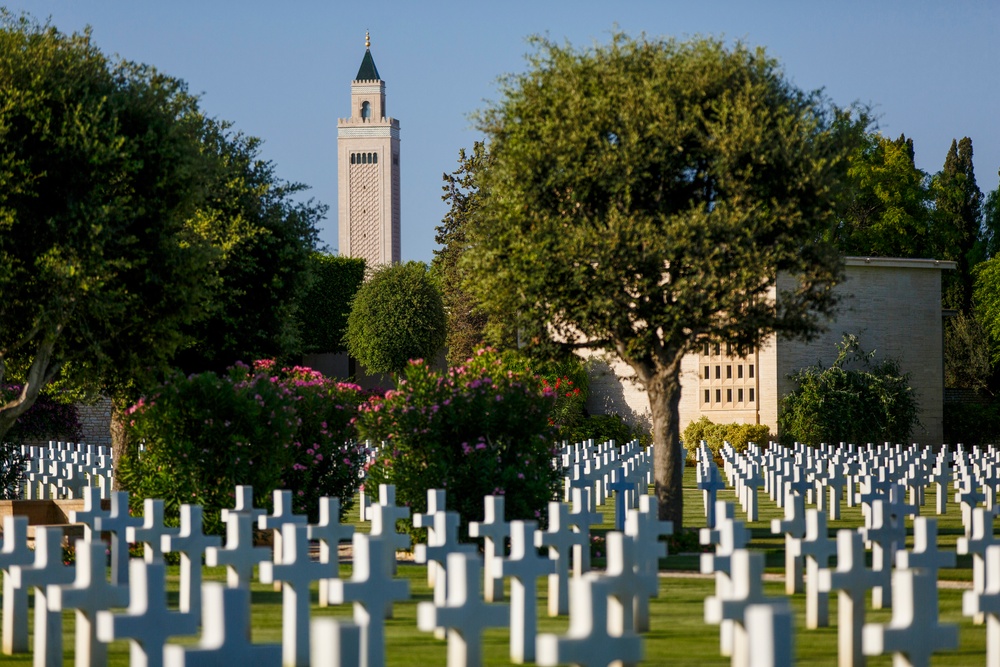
[4, 464, 990, 664]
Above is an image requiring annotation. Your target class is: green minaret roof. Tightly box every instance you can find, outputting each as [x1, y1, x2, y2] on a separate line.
[355, 31, 381, 81]
[355, 49, 380, 81]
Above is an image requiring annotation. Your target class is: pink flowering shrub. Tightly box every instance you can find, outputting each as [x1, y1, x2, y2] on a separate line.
[118, 361, 368, 533]
[357, 348, 561, 539]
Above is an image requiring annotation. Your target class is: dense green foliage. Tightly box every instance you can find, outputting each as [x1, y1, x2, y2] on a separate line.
[357, 349, 561, 538]
[172, 123, 325, 373]
[297, 254, 366, 354]
[944, 312, 993, 391]
[779, 335, 919, 446]
[943, 400, 1000, 447]
[119, 362, 368, 532]
[0, 13, 221, 440]
[682, 417, 772, 458]
[462, 33, 861, 525]
[831, 133, 935, 257]
[345, 261, 446, 375]
[934, 138, 983, 314]
[432, 143, 502, 364]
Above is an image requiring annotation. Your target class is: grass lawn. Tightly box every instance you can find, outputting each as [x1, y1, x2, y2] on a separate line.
[3, 464, 990, 665]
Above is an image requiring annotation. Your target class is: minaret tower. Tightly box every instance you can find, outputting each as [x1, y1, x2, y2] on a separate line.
[337, 31, 401, 265]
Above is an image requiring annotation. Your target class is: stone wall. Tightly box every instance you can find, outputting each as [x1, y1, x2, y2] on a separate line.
[77, 397, 112, 448]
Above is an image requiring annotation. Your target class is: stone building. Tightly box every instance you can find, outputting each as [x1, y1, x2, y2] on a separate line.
[337, 32, 401, 267]
[586, 257, 955, 445]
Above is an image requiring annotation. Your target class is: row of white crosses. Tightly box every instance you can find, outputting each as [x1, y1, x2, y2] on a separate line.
[0, 479, 678, 667]
[559, 438, 655, 530]
[718, 440, 1000, 540]
[19, 441, 115, 500]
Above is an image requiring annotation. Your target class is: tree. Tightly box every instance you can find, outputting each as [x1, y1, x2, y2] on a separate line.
[463, 34, 862, 526]
[432, 143, 493, 364]
[0, 14, 219, 443]
[831, 132, 934, 257]
[344, 261, 446, 375]
[978, 172, 1000, 262]
[934, 137, 983, 313]
[172, 121, 326, 373]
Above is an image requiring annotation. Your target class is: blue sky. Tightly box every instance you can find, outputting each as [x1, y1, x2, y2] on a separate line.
[6, 1, 999, 262]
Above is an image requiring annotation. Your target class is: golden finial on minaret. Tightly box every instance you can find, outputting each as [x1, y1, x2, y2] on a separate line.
[365, 30, 370, 49]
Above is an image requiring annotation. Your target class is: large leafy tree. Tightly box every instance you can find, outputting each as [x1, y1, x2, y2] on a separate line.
[0, 14, 219, 442]
[831, 132, 934, 257]
[463, 34, 862, 526]
[172, 121, 325, 373]
[934, 137, 983, 313]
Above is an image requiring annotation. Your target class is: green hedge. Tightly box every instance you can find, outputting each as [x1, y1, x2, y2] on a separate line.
[682, 416, 772, 457]
[297, 253, 365, 354]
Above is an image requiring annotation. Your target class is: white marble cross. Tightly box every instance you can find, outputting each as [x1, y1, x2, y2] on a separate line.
[468, 495, 510, 602]
[603, 531, 657, 637]
[101, 492, 145, 587]
[309, 496, 355, 606]
[537, 501, 586, 616]
[958, 507, 999, 625]
[220, 485, 266, 524]
[1, 515, 33, 654]
[745, 603, 795, 667]
[96, 560, 199, 667]
[698, 463, 726, 528]
[896, 517, 955, 581]
[260, 523, 334, 667]
[536, 574, 644, 667]
[310, 618, 361, 667]
[49, 539, 129, 667]
[9, 527, 74, 667]
[163, 583, 281, 666]
[500, 520, 555, 664]
[862, 498, 906, 609]
[414, 493, 476, 631]
[956, 478, 986, 538]
[327, 534, 410, 667]
[162, 504, 221, 617]
[818, 529, 889, 667]
[568, 487, 603, 579]
[258, 489, 308, 592]
[127, 498, 179, 565]
[624, 494, 672, 632]
[770, 491, 806, 594]
[863, 568, 958, 667]
[205, 509, 271, 588]
[367, 484, 411, 573]
[962, 543, 1000, 667]
[787, 509, 836, 628]
[704, 549, 788, 667]
[417, 552, 510, 667]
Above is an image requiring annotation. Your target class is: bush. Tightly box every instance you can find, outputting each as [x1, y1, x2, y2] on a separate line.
[682, 416, 772, 458]
[119, 362, 368, 532]
[566, 413, 652, 448]
[357, 348, 562, 539]
[779, 334, 919, 446]
[345, 261, 447, 375]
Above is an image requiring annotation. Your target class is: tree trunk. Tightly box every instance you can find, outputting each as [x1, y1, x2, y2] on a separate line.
[109, 397, 133, 492]
[647, 366, 685, 530]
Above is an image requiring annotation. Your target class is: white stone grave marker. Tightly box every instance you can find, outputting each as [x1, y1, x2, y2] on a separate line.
[96, 560, 199, 667]
[417, 552, 510, 667]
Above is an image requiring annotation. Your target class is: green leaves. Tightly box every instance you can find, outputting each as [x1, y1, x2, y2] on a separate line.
[345, 261, 446, 375]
